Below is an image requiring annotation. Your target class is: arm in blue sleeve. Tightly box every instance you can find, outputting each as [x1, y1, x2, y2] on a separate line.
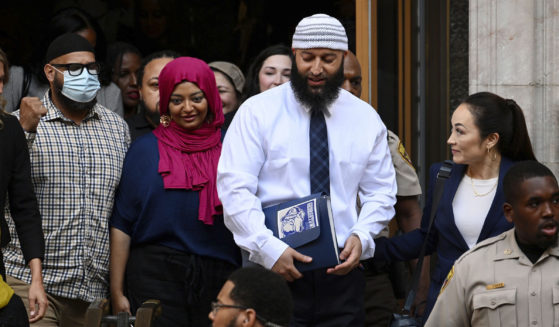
[110, 143, 145, 236]
[375, 163, 443, 262]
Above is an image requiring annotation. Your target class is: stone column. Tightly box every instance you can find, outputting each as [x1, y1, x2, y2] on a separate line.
[469, 0, 559, 176]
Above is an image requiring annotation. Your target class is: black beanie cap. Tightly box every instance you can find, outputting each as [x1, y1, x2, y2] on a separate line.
[45, 33, 95, 63]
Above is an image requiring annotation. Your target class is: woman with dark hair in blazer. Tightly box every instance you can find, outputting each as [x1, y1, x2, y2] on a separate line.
[374, 91, 536, 324]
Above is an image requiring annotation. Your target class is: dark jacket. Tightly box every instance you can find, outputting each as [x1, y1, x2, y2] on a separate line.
[0, 113, 44, 278]
[374, 157, 516, 323]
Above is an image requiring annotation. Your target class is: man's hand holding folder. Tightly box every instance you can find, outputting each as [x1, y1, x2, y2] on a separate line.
[271, 233, 363, 281]
[271, 248, 312, 282]
[326, 234, 362, 275]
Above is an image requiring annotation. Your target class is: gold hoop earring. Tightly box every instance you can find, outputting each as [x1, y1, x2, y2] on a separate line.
[160, 114, 170, 127]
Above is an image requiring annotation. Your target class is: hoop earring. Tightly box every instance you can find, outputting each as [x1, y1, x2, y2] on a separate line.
[160, 114, 170, 127]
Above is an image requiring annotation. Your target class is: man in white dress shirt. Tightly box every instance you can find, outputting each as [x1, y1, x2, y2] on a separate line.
[217, 13, 397, 326]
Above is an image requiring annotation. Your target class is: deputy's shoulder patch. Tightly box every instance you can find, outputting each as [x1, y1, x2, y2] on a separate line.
[439, 266, 454, 295]
[397, 141, 414, 168]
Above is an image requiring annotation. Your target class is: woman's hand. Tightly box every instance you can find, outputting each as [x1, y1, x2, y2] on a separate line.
[111, 292, 131, 315]
[110, 228, 132, 314]
[28, 258, 48, 322]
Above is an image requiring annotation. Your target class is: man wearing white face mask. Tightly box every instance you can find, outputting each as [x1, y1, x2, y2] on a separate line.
[3, 33, 130, 326]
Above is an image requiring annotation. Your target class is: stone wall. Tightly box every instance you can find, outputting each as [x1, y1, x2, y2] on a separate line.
[469, 0, 559, 176]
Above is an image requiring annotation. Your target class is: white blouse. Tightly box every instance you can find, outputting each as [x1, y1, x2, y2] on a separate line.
[452, 175, 498, 249]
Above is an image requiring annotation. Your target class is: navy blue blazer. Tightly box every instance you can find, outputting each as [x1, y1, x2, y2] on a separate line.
[374, 157, 516, 322]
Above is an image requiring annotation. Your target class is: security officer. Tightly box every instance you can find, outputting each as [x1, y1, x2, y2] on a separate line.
[342, 50, 426, 325]
[425, 160, 559, 326]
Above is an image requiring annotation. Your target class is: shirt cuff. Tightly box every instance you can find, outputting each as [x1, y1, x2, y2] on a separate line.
[252, 236, 289, 270]
[23, 131, 37, 142]
[24, 131, 36, 147]
[350, 230, 375, 260]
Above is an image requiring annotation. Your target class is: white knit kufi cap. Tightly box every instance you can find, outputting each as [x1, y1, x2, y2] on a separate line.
[292, 13, 348, 51]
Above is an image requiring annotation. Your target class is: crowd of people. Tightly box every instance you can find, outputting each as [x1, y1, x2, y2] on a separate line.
[0, 7, 557, 327]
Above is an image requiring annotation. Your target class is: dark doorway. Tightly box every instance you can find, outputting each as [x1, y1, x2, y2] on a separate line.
[0, 0, 356, 74]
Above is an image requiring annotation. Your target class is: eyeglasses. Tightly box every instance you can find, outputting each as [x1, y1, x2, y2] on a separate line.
[210, 301, 285, 327]
[51, 63, 101, 76]
[210, 301, 247, 315]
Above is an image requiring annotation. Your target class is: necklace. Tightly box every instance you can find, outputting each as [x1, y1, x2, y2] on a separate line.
[467, 167, 499, 197]
[469, 175, 498, 197]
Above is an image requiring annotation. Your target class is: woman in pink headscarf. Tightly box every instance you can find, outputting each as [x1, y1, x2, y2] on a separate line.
[109, 57, 240, 326]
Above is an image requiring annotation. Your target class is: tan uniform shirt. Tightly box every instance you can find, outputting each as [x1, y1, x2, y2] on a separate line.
[426, 228, 559, 327]
[372, 131, 422, 237]
[387, 130, 422, 197]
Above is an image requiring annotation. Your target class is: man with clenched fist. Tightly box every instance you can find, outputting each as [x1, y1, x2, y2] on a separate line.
[18, 97, 47, 133]
[3, 33, 130, 326]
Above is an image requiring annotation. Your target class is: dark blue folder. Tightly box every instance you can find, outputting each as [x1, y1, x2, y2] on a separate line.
[262, 193, 340, 272]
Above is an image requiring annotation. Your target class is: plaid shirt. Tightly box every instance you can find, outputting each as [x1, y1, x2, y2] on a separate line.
[3, 91, 130, 302]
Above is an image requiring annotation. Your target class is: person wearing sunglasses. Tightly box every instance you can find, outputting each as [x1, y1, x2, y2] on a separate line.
[3, 33, 130, 326]
[209, 267, 293, 327]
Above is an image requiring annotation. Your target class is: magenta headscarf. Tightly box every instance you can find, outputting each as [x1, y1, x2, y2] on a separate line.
[152, 57, 224, 225]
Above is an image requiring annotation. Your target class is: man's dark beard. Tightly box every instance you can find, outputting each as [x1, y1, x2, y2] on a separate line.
[53, 75, 97, 112]
[541, 234, 559, 249]
[290, 58, 344, 116]
[139, 100, 160, 128]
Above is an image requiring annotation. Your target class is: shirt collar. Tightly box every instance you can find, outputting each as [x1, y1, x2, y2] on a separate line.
[494, 229, 521, 261]
[300, 103, 312, 113]
[548, 242, 559, 258]
[43, 90, 102, 123]
[286, 82, 311, 114]
[494, 228, 559, 263]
